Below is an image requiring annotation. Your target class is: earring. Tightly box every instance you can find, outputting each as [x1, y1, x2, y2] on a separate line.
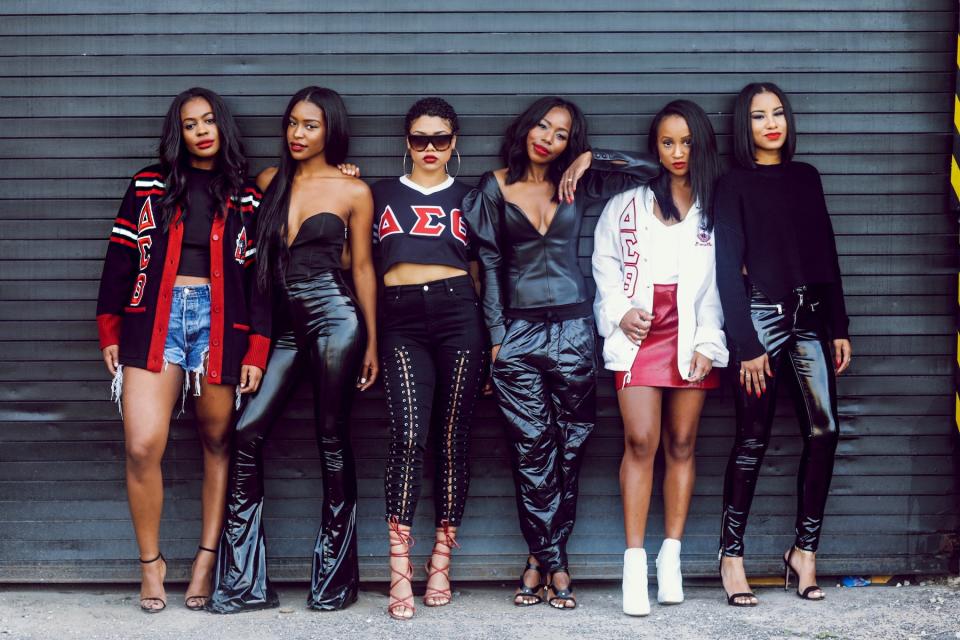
[402, 150, 411, 176]
[445, 149, 461, 179]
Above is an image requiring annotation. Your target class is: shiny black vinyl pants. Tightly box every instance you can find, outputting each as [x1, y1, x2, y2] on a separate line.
[492, 315, 596, 573]
[720, 286, 840, 557]
[380, 276, 486, 527]
[207, 271, 364, 613]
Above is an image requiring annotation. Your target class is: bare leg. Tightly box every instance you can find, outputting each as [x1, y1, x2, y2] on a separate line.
[720, 555, 758, 605]
[185, 376, 235, 609]
[617, 386, 663, 549]
[387, 521, 415, 619]
[661, 388, 707, 540]
[121, 365, 183, 610]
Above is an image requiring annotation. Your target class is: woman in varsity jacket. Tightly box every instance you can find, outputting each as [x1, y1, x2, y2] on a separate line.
[592, 100, 727, 616]
[370, 97, 486, 620]
[95, 87, 270, 613]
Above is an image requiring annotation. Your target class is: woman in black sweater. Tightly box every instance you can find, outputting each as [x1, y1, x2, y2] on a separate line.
[714, 83, 852, 606]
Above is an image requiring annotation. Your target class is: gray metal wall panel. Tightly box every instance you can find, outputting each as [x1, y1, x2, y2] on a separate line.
[0, 2, 956, 582]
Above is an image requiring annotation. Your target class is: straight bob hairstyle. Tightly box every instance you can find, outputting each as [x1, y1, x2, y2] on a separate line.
[732, 82, 797, 169]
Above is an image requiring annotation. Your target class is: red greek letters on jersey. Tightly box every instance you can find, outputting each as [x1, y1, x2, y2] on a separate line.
[410, 206, 446, 236]
[378, 205, 404, 240]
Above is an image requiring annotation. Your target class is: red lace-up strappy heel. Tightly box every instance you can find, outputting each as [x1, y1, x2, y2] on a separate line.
[388, 516, 416, 620]
[424, 519, 460, 607]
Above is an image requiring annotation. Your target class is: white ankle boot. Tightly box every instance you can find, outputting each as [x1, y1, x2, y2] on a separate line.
[622, 548, 650, 616]
[656, 538, 684, 604]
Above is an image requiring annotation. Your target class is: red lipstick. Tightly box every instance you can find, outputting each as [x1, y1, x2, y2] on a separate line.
[289, 142, 306, 152]
[764, 132, 782, 140]
[423, 155, 438, 164]
[197, 140, 215, 150]
[671, 162, 687, 170]
[532, 144, 549, 157]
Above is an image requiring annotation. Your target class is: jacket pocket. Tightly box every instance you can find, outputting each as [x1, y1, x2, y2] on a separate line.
[232, 322, 250, 332]
[124, 306, 147, 314]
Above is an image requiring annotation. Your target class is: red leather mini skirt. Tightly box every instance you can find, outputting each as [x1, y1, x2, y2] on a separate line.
[615, 284, 720, 390]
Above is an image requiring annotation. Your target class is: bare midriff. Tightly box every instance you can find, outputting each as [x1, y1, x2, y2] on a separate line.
[383, 263, 467, 287]
[174, 275, 211, 286]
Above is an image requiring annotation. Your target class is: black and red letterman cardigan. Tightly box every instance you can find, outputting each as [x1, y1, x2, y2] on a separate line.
[96, 164, 271, 385]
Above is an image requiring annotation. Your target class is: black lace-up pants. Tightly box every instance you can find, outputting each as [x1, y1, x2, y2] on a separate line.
[720, 286, 840, 557]
[380, 275, 486, 527]
[207, 271, 364, 613]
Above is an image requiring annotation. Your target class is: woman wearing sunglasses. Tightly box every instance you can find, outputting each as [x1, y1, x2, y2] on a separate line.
[465, 96, 658, 610]
[370, 97, 486, 620]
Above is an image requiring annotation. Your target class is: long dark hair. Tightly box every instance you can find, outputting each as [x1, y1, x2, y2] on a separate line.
[500, 96, 589, 201]
[256, 86, 351, 291]
[155, 87, 247, 230]
[732, 82, 797, 169]
[647, 99, 722, 231]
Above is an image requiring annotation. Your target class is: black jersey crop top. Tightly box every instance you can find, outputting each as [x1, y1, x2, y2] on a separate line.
[285, 212, 346, 283]
[371, 175, 473, 275]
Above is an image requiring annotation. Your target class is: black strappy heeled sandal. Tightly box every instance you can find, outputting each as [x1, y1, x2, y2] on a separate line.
[547, 570, 576, 610]
[184, 545, 218, 611]
[719, 557, 758, 607]
[513, 561, 545, 607]
[138, 552, 167, 613]
[784, 547, 826, 601]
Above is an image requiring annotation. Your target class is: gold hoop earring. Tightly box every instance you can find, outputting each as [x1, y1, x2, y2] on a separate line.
[402, 150, 411, 176]
[445, 149, 461, 179]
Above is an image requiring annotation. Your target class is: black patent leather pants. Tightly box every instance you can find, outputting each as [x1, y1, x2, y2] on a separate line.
[492, 315, 596, 573]
[207, 271, 364, 613]
[720, 286, 840, 557]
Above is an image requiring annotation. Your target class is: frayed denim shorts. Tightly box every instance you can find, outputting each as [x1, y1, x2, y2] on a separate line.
[163, 285, 211, 389]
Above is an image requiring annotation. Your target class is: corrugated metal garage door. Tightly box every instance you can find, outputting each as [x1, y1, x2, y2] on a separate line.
[0, 1, 956, 581]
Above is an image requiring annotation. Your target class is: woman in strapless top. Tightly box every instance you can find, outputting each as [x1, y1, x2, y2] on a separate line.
[207, 86, 377, 614]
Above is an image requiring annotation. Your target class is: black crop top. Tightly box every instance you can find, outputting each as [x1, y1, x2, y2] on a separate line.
[178, 167, 215, 277]
[371, 175, 473, 275]
[285, 212, 346, 283]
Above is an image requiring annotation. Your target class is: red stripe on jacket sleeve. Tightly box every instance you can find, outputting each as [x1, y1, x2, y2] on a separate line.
[241, 334, 271, 370]
[97, 313, 122, 350]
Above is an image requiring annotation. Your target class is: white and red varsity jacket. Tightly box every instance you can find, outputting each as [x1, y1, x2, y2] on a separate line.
[95, 164, 271, 385]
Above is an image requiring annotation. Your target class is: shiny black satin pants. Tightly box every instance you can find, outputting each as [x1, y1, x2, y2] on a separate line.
[720, 286, 840, 557]
[380, 276, 486, 527]
[207, 271, 364, 613]
[492, 315, 596, 573]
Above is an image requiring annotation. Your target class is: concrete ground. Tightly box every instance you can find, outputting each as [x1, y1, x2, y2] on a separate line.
[0, 578, 958, 640]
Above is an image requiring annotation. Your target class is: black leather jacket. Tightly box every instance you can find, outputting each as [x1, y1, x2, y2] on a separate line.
[464, 150, 659, 345]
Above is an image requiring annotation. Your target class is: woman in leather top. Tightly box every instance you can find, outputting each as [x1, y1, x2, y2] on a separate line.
[593, 100, 727, 616]
[714, 83, 852, 606]
[464, 96, 658, 609]
[370, 98, 485, 620]
[207, 87, 378, 613]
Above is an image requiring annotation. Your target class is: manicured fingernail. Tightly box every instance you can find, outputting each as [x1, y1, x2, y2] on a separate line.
[360, 378, 367, 384]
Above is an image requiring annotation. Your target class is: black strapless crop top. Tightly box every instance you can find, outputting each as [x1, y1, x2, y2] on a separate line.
[285, 212, 346, 283]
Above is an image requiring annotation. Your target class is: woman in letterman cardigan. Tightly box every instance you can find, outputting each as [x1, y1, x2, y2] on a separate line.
[95, 87, 270, 613]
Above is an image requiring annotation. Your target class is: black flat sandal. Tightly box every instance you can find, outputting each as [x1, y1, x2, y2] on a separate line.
[513, 562, 545, 606]
[547, 571, 576, 610]
[184, 545, 218, 611]
[139, 552, 167, 613]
